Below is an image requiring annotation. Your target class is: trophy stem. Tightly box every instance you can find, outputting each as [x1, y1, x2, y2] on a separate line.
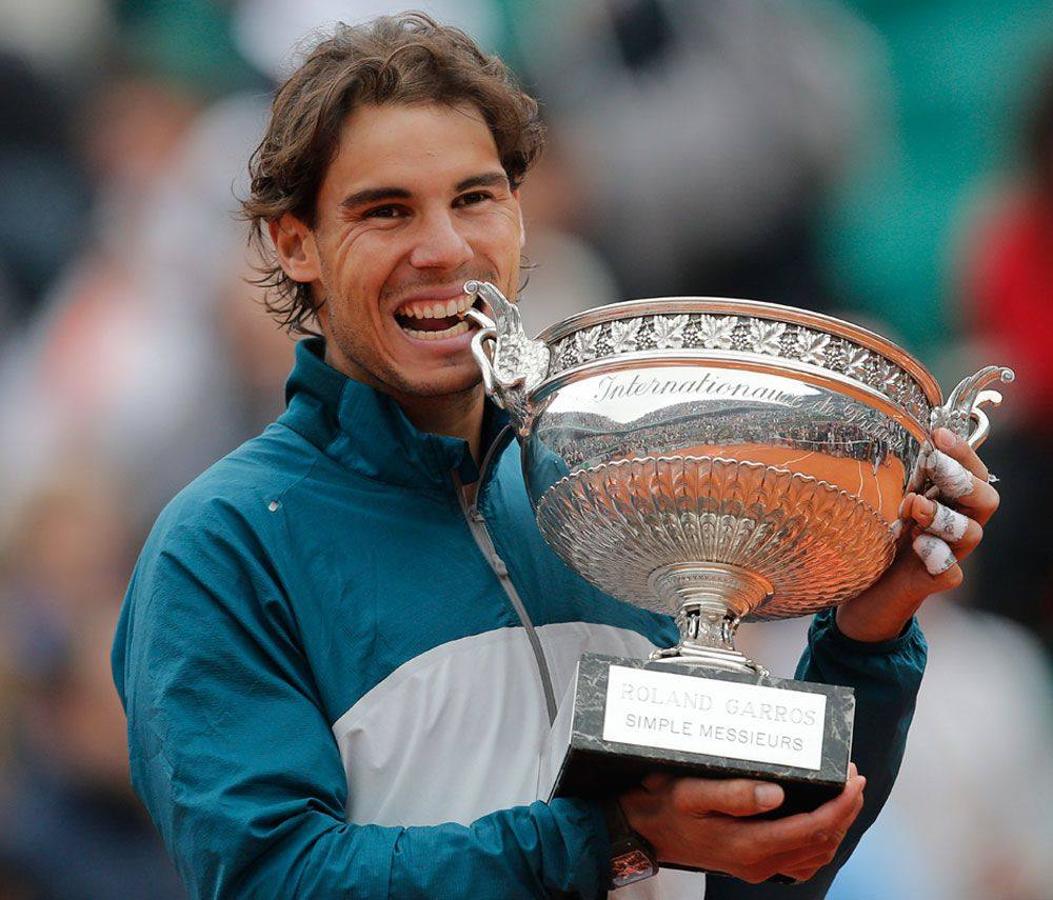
[647, 563, 773, 675]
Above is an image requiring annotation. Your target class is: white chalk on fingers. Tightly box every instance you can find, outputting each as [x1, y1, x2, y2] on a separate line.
[927, 502, 969, 542]
[924, 449, 974, 499]
[913, 534, 957, 576]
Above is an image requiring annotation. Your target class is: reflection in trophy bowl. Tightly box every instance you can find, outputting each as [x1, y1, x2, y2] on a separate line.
[466, 284, 1013, 671]
[534, 454, 894, 622]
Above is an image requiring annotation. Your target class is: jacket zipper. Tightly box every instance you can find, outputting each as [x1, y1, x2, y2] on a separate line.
[453, 430, 558, 725]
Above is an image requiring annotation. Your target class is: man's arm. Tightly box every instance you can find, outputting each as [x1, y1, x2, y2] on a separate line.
[703, 427, 995, 896]
[699, 611, 926, 900]
[623, 428, 998, 893]
[112, 514, 610, 899]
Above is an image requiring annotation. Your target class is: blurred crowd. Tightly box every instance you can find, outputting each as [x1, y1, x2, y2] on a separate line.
[1, 2, 1052, 898]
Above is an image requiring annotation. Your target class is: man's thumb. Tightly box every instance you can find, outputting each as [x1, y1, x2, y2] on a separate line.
[683, 779, 785, 817]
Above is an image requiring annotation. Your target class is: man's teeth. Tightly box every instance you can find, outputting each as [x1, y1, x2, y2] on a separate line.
[398, 293, 475, 320]
[402, 320, 470, 341]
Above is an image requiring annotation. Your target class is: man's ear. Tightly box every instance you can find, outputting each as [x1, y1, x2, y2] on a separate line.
[269, 213, 321, 285]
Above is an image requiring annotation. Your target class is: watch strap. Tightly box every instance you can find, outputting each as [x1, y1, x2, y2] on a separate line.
[601, 798, 659, 889]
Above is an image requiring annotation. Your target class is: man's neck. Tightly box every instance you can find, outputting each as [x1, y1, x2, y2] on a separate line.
[321, 342, 487, 462]
[397, 388, 486, 463]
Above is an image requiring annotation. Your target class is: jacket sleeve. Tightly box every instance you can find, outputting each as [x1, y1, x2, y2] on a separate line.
[112, 509, 611, 900]
[705, 608, 927, 900]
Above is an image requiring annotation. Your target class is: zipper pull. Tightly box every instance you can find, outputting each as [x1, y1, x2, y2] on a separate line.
[490, 553, 509, 577]
[465, 500, 510, 577]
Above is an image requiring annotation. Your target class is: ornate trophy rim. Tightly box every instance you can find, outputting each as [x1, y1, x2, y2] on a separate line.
[535, 296, 942, 409]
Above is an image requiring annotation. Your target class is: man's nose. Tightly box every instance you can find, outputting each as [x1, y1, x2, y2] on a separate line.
[408, 211, 473, 270]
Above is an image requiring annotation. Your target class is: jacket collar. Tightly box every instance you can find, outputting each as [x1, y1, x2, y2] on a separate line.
[278, 337, 509, 491]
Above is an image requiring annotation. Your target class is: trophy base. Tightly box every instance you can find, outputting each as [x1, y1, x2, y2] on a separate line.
[542, 653, 854, 820]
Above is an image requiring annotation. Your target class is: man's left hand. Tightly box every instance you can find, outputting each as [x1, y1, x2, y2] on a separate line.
[835, 426, 1000, 643]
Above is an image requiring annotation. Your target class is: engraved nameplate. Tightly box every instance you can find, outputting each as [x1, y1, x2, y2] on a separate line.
[602, 665, 827, 771]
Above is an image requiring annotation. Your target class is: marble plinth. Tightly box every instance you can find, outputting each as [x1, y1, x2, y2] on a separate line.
[547, 653, 854, 818]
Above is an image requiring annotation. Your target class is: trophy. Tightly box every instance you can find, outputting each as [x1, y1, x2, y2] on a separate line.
[464, 280, 1012, 817]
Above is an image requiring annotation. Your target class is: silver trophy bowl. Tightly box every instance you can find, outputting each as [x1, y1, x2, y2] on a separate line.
[465, 281, 1012, 673]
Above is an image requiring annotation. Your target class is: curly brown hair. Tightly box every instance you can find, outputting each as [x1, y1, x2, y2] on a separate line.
[242, 12, 545, 334]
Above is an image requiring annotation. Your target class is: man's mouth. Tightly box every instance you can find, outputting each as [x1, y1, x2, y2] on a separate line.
[393, 291, 481, 341]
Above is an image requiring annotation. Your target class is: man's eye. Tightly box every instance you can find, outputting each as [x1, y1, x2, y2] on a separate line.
[364, 205, 406, 219]
[456, 191, 492, 207]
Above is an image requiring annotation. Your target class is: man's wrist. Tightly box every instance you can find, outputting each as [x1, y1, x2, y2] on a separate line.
[601, 797, 659, 889]
[832, 605, 918, 648]
[834, 604, 913, 644]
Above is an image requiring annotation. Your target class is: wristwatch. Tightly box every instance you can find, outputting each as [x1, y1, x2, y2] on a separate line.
[601, 798, 659, 889]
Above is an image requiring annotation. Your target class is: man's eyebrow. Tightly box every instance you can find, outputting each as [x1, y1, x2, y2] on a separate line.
[339, 173, 510, 210]
[455, 172, 510, 192]
[340, 186, 412, 209]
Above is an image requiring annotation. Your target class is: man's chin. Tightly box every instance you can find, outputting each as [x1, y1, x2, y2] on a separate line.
[421, 379, 485, 402]
[398, 367, 484, 400]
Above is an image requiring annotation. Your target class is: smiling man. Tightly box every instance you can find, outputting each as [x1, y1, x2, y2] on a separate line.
[266, 98, 525, 459]
[112, 13, 998, 900]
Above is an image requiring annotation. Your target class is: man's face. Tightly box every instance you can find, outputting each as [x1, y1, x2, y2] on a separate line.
[286, 102, 523, 403]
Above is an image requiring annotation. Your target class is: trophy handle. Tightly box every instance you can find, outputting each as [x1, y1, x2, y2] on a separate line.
[463, 280, 550, 435]
[906, 364, 1015, 496]
[930, 365, 1015, 449]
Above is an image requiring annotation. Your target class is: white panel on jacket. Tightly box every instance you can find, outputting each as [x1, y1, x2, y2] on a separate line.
[332, 620, 706, 897]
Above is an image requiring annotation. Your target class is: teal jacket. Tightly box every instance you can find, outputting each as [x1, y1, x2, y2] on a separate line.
[112, 338, 926, 899]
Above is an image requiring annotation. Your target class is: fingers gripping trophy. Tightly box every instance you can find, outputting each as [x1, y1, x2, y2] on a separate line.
[464, 280, 1012, 826]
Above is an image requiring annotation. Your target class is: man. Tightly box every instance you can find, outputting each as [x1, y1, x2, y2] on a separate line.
[112, 14, 999, 899]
